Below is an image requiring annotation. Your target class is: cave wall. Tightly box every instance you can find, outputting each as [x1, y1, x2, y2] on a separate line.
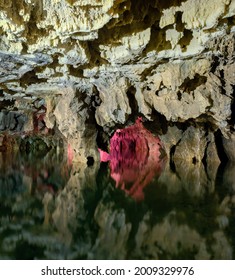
[0, 0, 235, 162]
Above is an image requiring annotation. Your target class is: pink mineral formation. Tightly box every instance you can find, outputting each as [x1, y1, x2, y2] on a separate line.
[67, 143, 74, 166]
[98, 149, 111, 162]
[99, 117, 166, 201]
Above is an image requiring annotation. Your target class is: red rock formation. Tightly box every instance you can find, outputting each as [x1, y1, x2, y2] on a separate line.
[99, 118, 166, 201]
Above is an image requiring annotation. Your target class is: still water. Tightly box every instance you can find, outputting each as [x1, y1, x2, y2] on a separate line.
[0, 148, 235, 260]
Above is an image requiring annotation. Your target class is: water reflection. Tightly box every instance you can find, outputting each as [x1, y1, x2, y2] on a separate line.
[0, 150, 71, 197]
[0, 149, 235, 259]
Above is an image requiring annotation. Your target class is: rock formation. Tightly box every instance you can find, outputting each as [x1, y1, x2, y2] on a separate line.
[1, 0, 235, 261]
[0, 0, 235, 165]
[99, 117, 166, 201]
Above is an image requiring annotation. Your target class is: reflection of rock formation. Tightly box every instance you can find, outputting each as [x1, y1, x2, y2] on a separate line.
[91, 160, 235, 260]
[0, 147, 235, 260]
[0, 147, 99, 259]
[0, 147, 71, 196]
[47, 162, 99, 246]
[133, 212, 233, 260]
[90, 202, 132, 260]
[99, 118, 166, 201]
[157, 160, 218, 198]
[134, 212, 211, 259]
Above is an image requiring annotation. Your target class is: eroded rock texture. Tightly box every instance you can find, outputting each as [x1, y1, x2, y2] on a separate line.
[0, 0, 235, 162]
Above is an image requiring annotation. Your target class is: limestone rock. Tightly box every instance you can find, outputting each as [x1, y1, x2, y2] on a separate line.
[0, 0, 235, 162]
[223, 132, 235, 162]
[159, 125, 183, 158]
[173, 126, 207, 163]
[94, 75, 131, 128]
[99, 28, 151, 65]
